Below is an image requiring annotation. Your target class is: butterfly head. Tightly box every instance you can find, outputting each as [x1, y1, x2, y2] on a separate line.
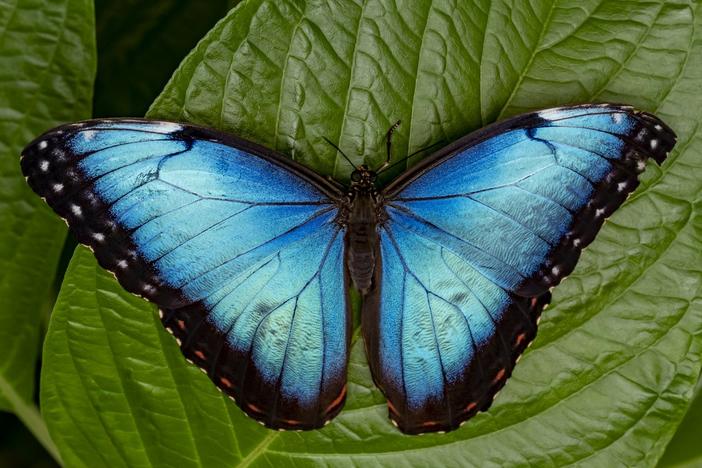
[350, 165, 377, 192]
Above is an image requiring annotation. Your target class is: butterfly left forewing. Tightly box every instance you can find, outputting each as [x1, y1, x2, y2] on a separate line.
[21, 119, 351, 430]
[365, 104, 676, 434]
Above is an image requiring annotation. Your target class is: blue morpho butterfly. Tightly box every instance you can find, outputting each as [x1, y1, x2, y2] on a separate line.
[21, 104, 675, 434]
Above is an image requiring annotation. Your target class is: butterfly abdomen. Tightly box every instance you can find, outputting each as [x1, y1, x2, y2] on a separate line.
[346, 192, 379, 294]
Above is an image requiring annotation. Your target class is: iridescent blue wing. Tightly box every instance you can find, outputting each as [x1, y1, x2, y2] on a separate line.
[21, 120, 350, 430]
[365, 104, 676, 434]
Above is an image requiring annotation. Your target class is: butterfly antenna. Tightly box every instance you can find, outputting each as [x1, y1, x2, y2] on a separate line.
[322, 136, 358, 171]
[378, 120, 402, 172]
[376, 138, 447, 175]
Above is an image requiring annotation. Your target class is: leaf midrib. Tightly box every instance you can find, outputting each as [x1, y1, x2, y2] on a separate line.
[331, 0, 369, 179]
[494, 0, 559, 120]
[404, 1, 433, 165]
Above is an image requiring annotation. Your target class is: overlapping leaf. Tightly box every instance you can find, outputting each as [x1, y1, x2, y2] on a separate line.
[659, 382, 702, 467]
[0, 0, 95, 413]
[42, 0, 702, 466]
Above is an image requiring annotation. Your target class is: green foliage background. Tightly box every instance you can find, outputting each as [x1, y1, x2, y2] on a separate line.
[0, 0, 700, 466]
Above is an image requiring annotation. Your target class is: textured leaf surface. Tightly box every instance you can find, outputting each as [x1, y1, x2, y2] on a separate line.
[43, 0, 702, 466]
[0, 0, 95, 410]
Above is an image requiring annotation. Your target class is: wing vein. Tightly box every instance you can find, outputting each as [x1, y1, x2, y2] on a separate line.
[171, 207, 335, 289]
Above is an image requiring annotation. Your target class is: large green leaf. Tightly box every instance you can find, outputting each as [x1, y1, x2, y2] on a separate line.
[42, 0, 702, 466]
[0, 0, 95, 415]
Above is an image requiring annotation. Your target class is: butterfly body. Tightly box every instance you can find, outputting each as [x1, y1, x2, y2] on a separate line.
[21, 104, 676, 434]
[343, 165, 384, 294]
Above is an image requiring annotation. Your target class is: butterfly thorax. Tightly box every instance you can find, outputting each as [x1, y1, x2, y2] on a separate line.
[345, 165, 382, 295]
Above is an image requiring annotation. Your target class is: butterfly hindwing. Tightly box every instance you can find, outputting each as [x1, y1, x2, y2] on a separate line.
[21, 120, 351, 430]
[363, 104, 676, 433]
[362, 221, 550, 434]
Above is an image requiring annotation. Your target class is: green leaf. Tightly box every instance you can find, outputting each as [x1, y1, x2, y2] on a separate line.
[93, 0, 232, 117]
[0, 0, 95, 414]
[43, 0, 702, 466]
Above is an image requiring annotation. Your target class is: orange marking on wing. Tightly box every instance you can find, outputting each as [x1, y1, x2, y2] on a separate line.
[464, 402, 478, 413]
[492, 368, 506, 384]
[281, 418, 302, 426]
[325, 386, 347, 413]
[247, 403, 264, 414]
[177, 319, 186, 330]
[514, 332, 527, 348]
[421, 420, 441, 428]
[387, 400, 399, 416]
[194, 350, 206, 360]
[219, 377, 233, 388]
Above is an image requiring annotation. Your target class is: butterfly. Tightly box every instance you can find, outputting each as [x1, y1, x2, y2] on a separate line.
[21, 104, 675, 434]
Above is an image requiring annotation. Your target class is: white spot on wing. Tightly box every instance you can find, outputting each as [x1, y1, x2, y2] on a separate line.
[650, 139, 658, 150]
[71, 204, 82, 217]
[83, 130, 97, 141]
[617, 181, 628, 192]
[538, 110, 554, 122]
[153, 122, 182, 133]
[38, 141, 48, 150]
[116, 259, 128, 269]
[637, 160, 647, 171]
[595, 208, 606, 218]
[39, 160, 49, 172]
[92, 232, 105, 242]
[613, 113, 623, 124]
[52, 183, 64, 193]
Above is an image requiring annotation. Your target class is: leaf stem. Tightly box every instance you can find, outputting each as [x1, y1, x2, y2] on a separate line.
[0, 376, 63, 465]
